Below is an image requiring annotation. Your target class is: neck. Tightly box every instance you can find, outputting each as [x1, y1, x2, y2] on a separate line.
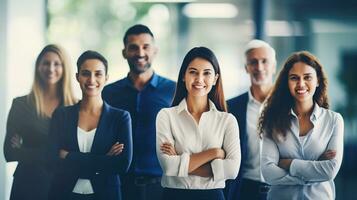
[129, 68, 154, 90]
[294, 100, 314, 119]
[80, 96, 103, 113]
[250, 84, 272, 103]
[186, 95, 209, 115]
[43, 84, 59, 99]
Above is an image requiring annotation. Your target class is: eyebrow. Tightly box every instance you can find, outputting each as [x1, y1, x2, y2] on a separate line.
[187, 66, 214, 71]
[289, 73, 313, 76]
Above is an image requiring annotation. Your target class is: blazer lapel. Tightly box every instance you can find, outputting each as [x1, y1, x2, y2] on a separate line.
[68, 103, 80, 152]
[90, 102, 110, 153]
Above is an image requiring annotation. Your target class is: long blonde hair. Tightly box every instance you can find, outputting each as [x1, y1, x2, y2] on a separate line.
[29, 44, 76, 117]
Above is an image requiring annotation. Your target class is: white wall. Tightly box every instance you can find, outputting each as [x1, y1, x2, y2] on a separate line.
[1, 0, 46, 199]
[0, 0, 8, 198]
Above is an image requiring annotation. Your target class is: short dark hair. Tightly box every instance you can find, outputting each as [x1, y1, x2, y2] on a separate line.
[76, 50, 108, 74]
[123, 24, 154, 46]
[171, 47, 227, 112]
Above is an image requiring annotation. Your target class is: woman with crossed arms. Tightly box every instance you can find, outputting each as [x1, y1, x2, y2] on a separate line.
[4, 44, 76, 200]
[156, 47, 241, 200]
[259, 51, 344, 200]
[47, 50, 132, 200]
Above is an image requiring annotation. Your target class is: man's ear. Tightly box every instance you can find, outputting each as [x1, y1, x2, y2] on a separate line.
[122, 49, 127, 59]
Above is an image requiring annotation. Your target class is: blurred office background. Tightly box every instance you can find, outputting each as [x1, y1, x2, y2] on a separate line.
[1, 0, 356, 199]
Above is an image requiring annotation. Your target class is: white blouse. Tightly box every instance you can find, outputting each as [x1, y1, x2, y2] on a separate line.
[156, 99, 241, 189]
[261, 104, 344, 200]
[72, 127, 96, 194]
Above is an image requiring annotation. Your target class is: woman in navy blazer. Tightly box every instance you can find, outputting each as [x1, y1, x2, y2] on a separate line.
[48, 50, 132, 200]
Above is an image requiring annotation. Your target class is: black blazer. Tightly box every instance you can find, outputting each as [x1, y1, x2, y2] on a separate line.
[4, 95, 53, 200]
[47, 101, 132, 200]
[224, 92, 249, 200]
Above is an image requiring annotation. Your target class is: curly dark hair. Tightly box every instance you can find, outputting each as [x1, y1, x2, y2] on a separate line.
[258, 51, 329, 141]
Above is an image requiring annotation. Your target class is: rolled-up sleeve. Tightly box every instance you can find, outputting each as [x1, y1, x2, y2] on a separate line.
[261, 134, 306, 185]
[289, 114, 344, 182]
[156, 109, 190, 177]
[211, 114, 241, 181]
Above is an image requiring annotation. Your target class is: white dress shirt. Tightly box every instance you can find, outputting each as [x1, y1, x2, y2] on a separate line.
[242, 90, 264, 182]
[261, 104, 344, 200]
[156, 99, 241, 189]
[72, 127, 96, 194]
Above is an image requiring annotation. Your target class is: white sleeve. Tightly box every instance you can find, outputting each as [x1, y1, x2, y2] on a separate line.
[156, 109, 190, 177]
[261, 133, 306, 185]
[211, 114, 241, 181]
[289, 114, 344, 182]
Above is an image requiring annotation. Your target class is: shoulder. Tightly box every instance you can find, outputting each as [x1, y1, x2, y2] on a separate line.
[12, 95, 31, 107]
[156, 74, 176, 88]
[319, 107, 344, 124]
[218, 111, 238, 123]
[105, 103, 131, 120]
[227, 92, 249, 106]
[103, 78, 127, 93]
[157, 106, 176, 119]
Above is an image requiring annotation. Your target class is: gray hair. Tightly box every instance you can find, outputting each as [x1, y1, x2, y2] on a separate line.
[244, 39, 276, 65]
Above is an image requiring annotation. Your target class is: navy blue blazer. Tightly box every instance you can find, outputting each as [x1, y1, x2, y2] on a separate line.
[224, 92, 249, 200]
[47, 101, 132, 200]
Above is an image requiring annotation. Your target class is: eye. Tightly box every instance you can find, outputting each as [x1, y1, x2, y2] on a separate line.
[128, 45, 138, 51]
[80, 71, 91, 77]
[248, 60, 258, 66]
[95, 72, 104, 77]
[143, 44, 151, 50]
[289, 76, 298, 81]
[304, 75, 312, 81]
[187, 69, 197, 75]
[54, 62, 62, 67]
[203, 71, 212, 76]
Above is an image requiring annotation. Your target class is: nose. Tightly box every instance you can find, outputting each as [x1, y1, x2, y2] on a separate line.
[88, 74, 96, 83]
[138, 48, 145, 57]
[48, 63, 55, 72]
[195, 74, 204, 82]
[256, 60, 264, 71]
[297, 78, 305, 87]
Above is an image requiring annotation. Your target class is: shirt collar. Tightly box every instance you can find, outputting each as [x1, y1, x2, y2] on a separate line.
[290, 103, 322, 122]
[248, 89, 261, 105]
[124, 72, 159, 89]
[176, 98, 218, 114]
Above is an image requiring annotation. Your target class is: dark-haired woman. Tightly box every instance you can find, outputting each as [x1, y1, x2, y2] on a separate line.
[259, 51, 344, 200]
[4, 44, 76, 200]
[47, 51, 132, 200]
[156, 47, 241, 200]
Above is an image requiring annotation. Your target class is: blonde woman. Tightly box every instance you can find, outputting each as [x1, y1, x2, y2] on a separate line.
[4, 44, 76, 200]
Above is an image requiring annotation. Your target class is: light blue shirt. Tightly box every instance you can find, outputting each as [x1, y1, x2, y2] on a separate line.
[261, 104, 344, 200]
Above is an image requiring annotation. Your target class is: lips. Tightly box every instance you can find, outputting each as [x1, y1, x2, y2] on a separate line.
[296, 88, 308, 95]
[192, 84, 205, 89]
[85, 84, 97, 89]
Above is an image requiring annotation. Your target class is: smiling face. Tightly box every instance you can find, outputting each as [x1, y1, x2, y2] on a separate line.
[38, 51, 63, 86]
[183, 57, 218, 99]
[122, 33, 157, 74]
[77, 59, 108, 98]
[245, 47, 276, 86]
[288, 61, 319, 106]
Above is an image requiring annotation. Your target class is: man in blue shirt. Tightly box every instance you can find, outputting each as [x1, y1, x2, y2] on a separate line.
[225, 40, 276, 200]
[102, 24, 176, 200]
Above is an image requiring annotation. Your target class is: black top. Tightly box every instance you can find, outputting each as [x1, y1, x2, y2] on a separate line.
[4, 95, 53, 200]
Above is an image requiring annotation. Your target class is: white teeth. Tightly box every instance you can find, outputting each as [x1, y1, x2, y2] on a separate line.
[193, 85, 204, 89]
[86, 85, 96, 89]
[296, 89, 307, 94]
